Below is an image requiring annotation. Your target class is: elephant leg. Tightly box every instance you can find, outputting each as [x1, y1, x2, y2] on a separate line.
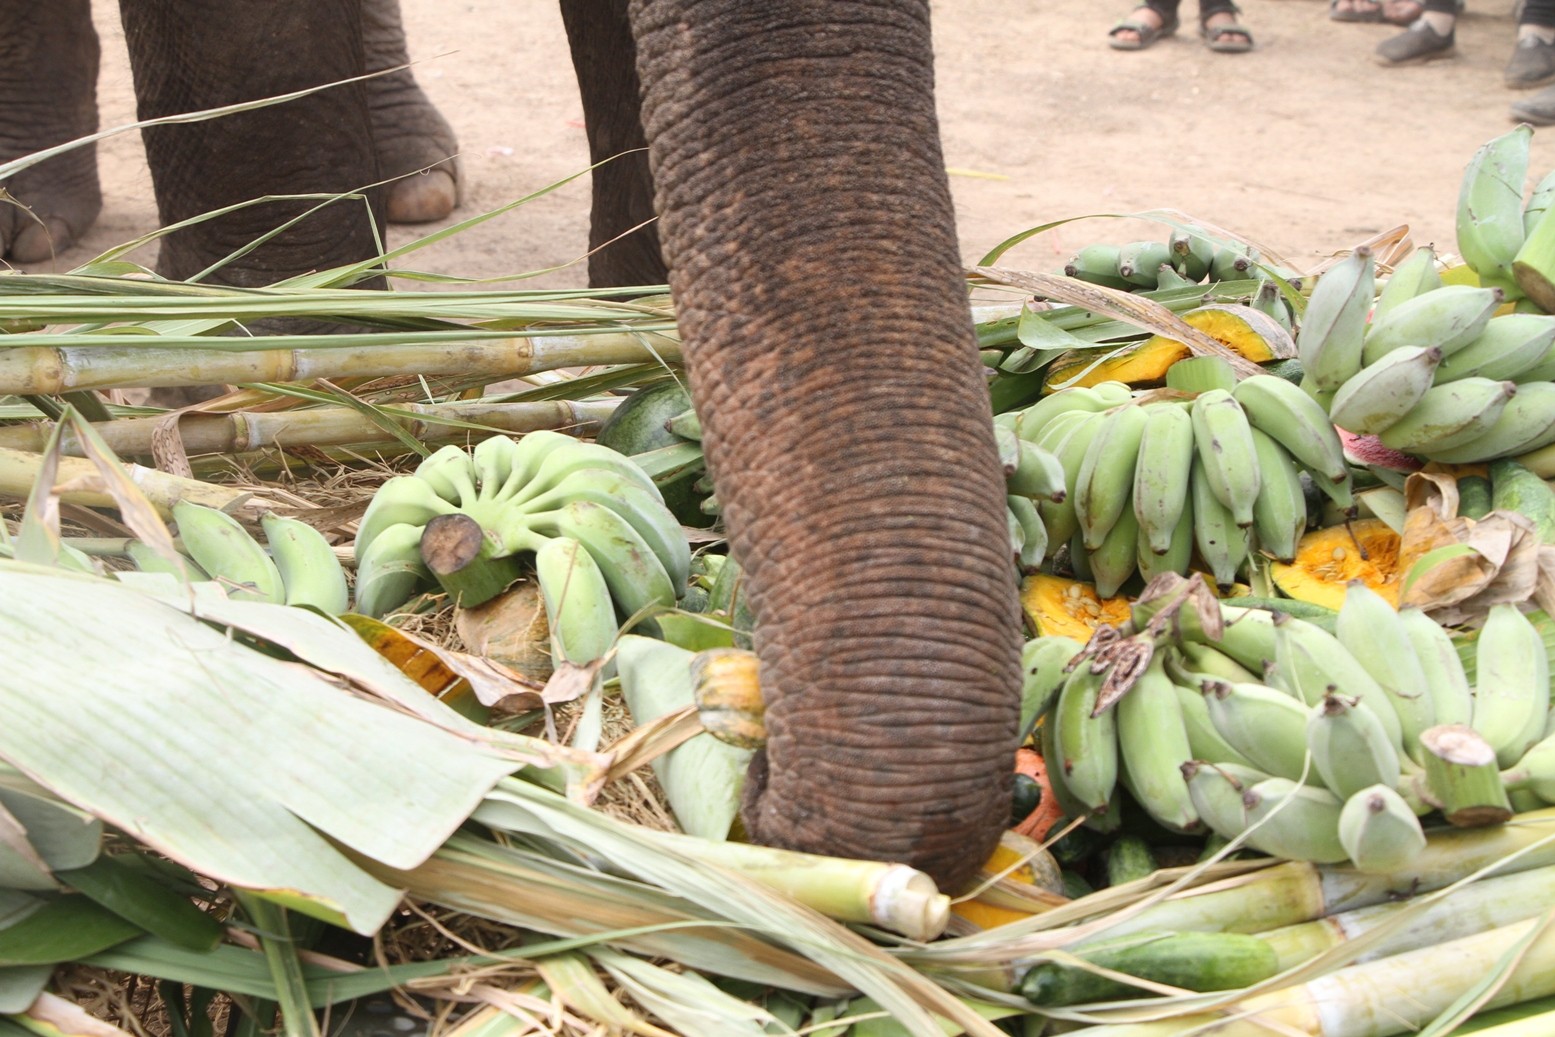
[559, 0, 665, 289]
[0, 0, 102, 263]
[363, 0, 459, 224]
[628, 1, 1022, 892]
[118, 0, 384, 288]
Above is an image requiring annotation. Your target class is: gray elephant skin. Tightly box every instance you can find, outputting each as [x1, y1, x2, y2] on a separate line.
[0, 0, 1023, 893]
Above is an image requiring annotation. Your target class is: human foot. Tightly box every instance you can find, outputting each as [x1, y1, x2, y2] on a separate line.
[1201, 8, 1253, 52]
[1330, 0, 1383, 23]
[1108, 5, 1180, 50]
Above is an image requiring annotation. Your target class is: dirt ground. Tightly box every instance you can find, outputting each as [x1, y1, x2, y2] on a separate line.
[37, 0, 1555, 286]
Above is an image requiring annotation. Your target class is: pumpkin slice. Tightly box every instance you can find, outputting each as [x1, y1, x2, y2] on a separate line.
[1043, 304, 1295, 393]
[949, 825, 1068, 930]
[1269, 518, 1402, 610]
[1021, 573, 1133, 640]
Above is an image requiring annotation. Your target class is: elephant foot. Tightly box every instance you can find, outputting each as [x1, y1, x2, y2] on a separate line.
[385, 165, 457, 224]
[368, 74, 459, 225]
[1, 155, 102, 262]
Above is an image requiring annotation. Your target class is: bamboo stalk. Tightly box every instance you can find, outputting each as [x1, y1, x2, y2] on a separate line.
[0, 446, 254, 513]
[0, 332, 680, 394]
[0, 399, 619, 459]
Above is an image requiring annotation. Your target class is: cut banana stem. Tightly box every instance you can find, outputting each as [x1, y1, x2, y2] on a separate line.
[420, 512, 527, 609]
[1419, 724, 1514, 827]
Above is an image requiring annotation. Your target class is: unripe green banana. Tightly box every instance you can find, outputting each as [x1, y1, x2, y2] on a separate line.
[1307, 692, 1403, 799]
[517, 500, 679, 623]
[1076, 403, 1150, 551]
[1202, 679, 1315, 783]
[1117, 240, 1175, 288]
[1065, 244, 1131, 290]
[1472, 603, 1551, 768]
[1232, 373, 1352, 491]
[1153, 262, 1198, 291]
[1088, 499, 1139, 599]
[1270, 611, 1406, 749]
[1241, 777, 1349, 863]
[1377, 378, 1517, 455]
[505, 439, 660, 510]
[1040, 410, 1108, 548]
[1209, 245, 1257, 283]
[1360, 284, 1504, 367]
[1247, 427, 1307, 562]
[173, 501, 286, 604]
[471, 434, 520, 503]
[1189, 454, 1250, 588]
[1008, 494, 1050, 572]
[352, 521, 431, 619]
[1335, 581, 1435, 761]
[1421, 380, 1555, 463]
[1019, 635, 1084, 740]
[127, 540, 207, 582]
[1297, 248, 1375, 392]
[1250, 278, 1294, 333]
[1173, 641, 1260, 684]
[534, 535, 619, 670]
[1190, 389, 1261, 529]
[1338, 784, 1427, 873]
[414, 444, 482, 506]
[1327, 346, 1443, 435]
[1524, 169, 1555, 240]
[1433, 313, 1555, 383]
[1015, 386, 1124, 442]
[1397, 606, 1475, 730]
[1051, 659, 1119, 813]
[1371, 245, 1441, 324]
[1136, 501, 1194, 585]
[1455, 124, 1532, 289]
[1203, 605, 1281, 675]
[1117, 654, 1200, 832]
[1132, 403, 1196, 556]
[1504, 728, 1555, 802]
[1005, 434, 1068, 503]
[356, 474, 463, 558]
[260, 512, 350, 614]
[1169, 671, 1259, 769]
[1181, 760, 1259, 841]
[1168, 229, 1214, 281]
[516, 470, 692, 595]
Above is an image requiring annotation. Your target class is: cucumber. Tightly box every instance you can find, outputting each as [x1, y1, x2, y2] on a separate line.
[1104, 834, 1156, 888]
[1458, 474, 1493, 520]
[1219, 595, 1339, 631]
[1490, 459, 1555, 543]
[1018, 930, 1279, 1006]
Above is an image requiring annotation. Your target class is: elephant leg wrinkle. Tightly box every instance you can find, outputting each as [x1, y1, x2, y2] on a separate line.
[628, 0, 1023, 892]
[0, 0, 102, 262]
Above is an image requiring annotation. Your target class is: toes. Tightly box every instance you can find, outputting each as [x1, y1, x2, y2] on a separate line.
[386, 166, 458, 224]
[8, 216, 78, 263]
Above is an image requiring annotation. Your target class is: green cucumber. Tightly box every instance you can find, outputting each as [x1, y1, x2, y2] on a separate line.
[1104, 834, 1156, 888]
[1018, 930, 1279, 1006]
[1220, 595, 1339, 631]
[595, 379, 714, 527]
[1490, 459, 1555, 543]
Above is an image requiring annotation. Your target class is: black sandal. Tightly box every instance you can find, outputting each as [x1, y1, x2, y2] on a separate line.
[1108, 3, 1181, 50]
[1201, 3, 1254, 52]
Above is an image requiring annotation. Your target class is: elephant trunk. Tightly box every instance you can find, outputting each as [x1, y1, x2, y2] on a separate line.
[628, 0, 1023, 892]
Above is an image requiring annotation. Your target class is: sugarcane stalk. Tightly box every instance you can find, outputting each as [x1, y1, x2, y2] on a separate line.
[0, 446, 254, 513]
[1255, 863, 1555, 971]
[0, 399, 619, 459]
[0, 331, 680, 395]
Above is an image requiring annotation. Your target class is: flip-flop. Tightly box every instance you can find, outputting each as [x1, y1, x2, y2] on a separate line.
[1108, 7, 1180, 50]
[1202, 20, 1254, 52]
[1330, 0, 1383, 22]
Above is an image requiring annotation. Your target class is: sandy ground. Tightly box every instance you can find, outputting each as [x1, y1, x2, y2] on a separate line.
[36, 0, 1555, 286]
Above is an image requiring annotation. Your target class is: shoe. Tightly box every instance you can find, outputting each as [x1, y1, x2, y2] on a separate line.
[1507, 34, 1555, 88]
[1201, 7, 1254, 51]
[1108, 5, 1181, 50]
[1331, 0, 1383, 22]
[1511, 84, 1555, 124]
[1375, 19, 1455, 65]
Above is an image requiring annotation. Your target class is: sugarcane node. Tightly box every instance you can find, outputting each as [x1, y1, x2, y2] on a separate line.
[420, 513, 487, 576]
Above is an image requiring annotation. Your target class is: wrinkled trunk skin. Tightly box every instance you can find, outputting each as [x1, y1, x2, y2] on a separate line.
[118, 0, 384, 288]
[0, 0, 102, 262]
[628, 0, 1022, 892]
[558, 0, 665, 289]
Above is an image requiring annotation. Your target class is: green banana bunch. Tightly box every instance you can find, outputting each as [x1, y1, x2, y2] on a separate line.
[1418, 381, 1555, 463]
[1456, 124, 1533, 292]
[352, 432, 689, 620]
[1169, 228, 1215, 282]
[162, 502, 349, 614]
[1375, 378, 1517, 455]
[1117, 240, 1175, 288]
[1064, 244, 1132, 291]
[1360, 284, 1504, 367]
[171, 500, 286, 604]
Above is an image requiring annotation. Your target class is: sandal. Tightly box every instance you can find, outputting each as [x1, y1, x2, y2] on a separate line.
[1330, 0, 1383, 23]
[1108, 4, 1181, 50]
[1201, 5, 1254, 52]
[1374, 18, 1455, 65]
